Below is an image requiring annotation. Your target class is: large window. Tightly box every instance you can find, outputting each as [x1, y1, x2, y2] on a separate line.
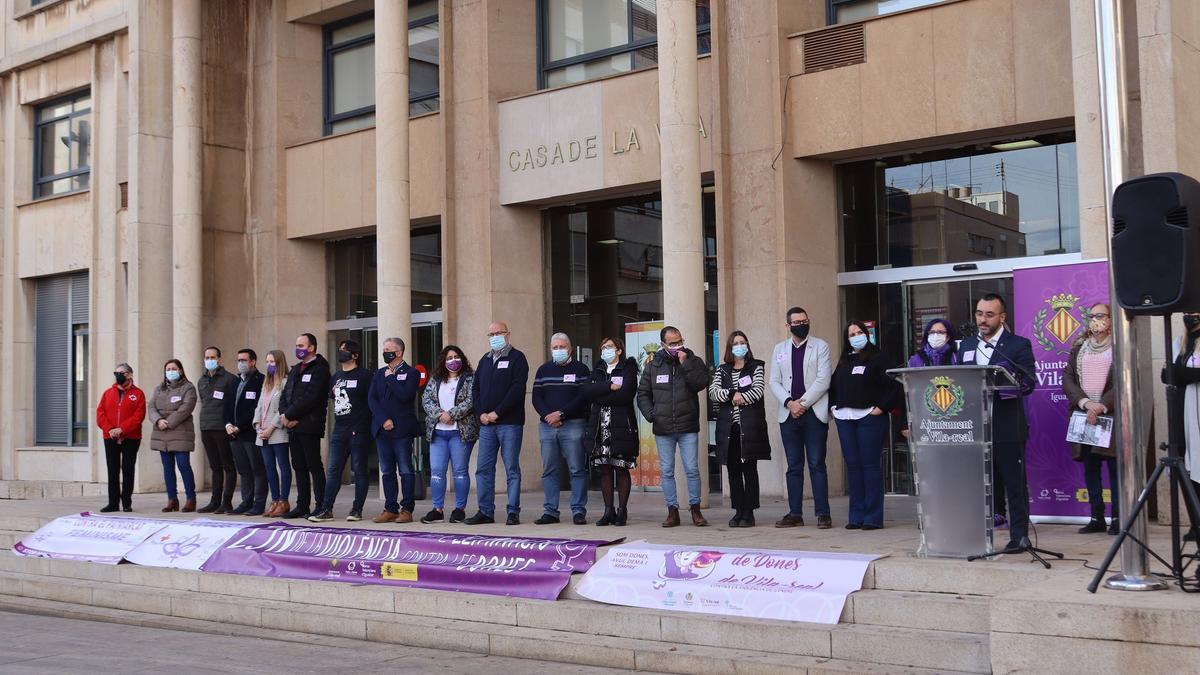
[829, 0, 947, 24]
[539, 0, 711, 88]
[326, 226, 442, 321]
[839, 131, 1079, 273]
[35, 272, 89, 446]
[34, 90, 91, 199]
[323, 1, 440, 135]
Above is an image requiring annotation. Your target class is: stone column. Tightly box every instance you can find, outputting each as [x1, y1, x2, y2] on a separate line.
[657, 0, 709, 506]
[172, 0, 204, 475]
[376, 0, 412, 349]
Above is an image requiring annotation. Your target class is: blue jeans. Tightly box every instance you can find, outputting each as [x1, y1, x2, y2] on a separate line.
[1081, 447, 1118, 520]
[377, 435, 416, 514]
[159, 451, 196, 501]
[321, 424, 370, 514]
[260, 442, 291, 501]
[476, 424, 523, 517]
[655, 433, 701, 508]
[539, 419, 587, 517]
[781, 413, 831, 518]
[430, 429, 473, 510]
[835, 414, 889, 527]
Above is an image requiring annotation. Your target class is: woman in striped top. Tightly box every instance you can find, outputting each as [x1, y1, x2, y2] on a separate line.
[709, 331, 770, 528]
[1062, 303, 1117, 534]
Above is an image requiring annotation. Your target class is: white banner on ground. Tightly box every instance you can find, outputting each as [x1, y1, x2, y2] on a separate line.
[575, 541, 881, 624]
[124, 519, 254, 570]
[12, 513, 172, 565]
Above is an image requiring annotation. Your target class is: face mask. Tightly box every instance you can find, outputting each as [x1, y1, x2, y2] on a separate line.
[382, 351, 397, 364]
[337, 350, 353, 363]
[204, 358, 218, 372]
[926, 333, 948, 349]
[237, 362, 250, 375]
[790, 324, 810, 340]
[601, 347, 617, 363]
[489, 335, 507, 352]
[1184, 315, 1200, 331]
[114, 372, 128, 386]
[551, 348, 569, 365]
[266, 363, 277, 376]
[165, 370, 181, 382]
[664, 343, 682, 357]
[849, 334, 869, 351]
[446, 358, 462, 373]
[731, 344, 749, 359]
[1088, 319, 1110, 335]
[295, 347, 308, 361]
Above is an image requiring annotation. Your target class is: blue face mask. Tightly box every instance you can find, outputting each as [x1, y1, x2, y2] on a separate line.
[165, 370, 181, 382]
[849, 334, 869, 351]
[204, 359, 218, 372]
[551, 348, 569, 365]
[601, 347, 617, 363]
[489, 335, 507, 352]
[731, 344, 749, 359]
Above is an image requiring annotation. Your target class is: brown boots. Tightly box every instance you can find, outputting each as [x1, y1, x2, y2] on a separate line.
[690, 504, 708, 527]
[162, 499, 179, 513]
[264, 501, 290, 517]
[662, 506, 680, 528]
[181, 498, 196, 513]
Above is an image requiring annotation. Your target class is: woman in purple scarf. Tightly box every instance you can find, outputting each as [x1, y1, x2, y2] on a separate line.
[907, 319, 958, 368]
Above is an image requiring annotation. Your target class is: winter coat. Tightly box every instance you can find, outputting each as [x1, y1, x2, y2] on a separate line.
[280, 354, 332, 437]
[710, 359, 771, 462]
[1062, 341, 1116, 460]
[96, 383, 147, 441]
[196, 366, 239, 432]
[636, 347, 709, 436]
[369, 361, 421, 439]
[148, 380, 198, 453]
[422, 373, 480, 444]
[582, 358, 640, 459]
[252, 383, 289, 447]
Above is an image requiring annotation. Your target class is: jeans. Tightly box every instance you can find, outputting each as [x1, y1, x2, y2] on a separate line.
[160, 451, 196, 501]
[260, 442, 291, 501]
[322, 424, 370, 514]
[476, 424, 523, 517]
[655, 433, 701, 508]
[200, 429, 236, 505]
[780, 413, 830, 517]
[377, 435, 416, 514]
[726, 428, 760, 512]
[539, 419, 588, 517]
[1081, 448, 1119, 520]
[289, 432, 325, 510]
[430, 429, 473, 510]
[230, 436, 267, 510]
[103, 438, 139, 507]
[834, 414, 888, 527]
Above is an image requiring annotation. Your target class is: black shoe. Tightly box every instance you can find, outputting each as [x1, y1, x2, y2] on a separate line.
[741, 512, 756, 528]
[1078, 519, 1107, 534]
[845, 523, 862, 530]
[99, 504, 119, 513]
[614, 508, 628, 526]
[728, 511, 743, 528]
[282, 506, 311, 519]
[1108, 520, 1120, 536]
[420, 509, 444, 524]
[346, 510, 362, 522]
[463, 511, 495, 525]
[449, 508, 467, 523]
[245, 507, 265, 516]
[308, 509, 334, 523]
[596, 508, 616, 526]
[230, 503, 252, 515]
[817, 515, 832, 529]
[506, 513, 521, 526]
[1004, 536, 1031, 551]
[775, 514, 804, 528]
[197, 501, 219, 514]
[534, 514, 559, 525]
[572, 513, 587, 525]
[862, 524, 882, 531]
[122, 504, 132, 513]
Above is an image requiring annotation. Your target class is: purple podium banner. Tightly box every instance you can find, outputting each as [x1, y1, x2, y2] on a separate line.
[202, 524, 615, 600]
[1014, 260, 1110, 521]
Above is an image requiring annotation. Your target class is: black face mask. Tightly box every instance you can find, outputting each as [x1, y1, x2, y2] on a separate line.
[337, 350, 353, 363]
[1185, 315, 1200, 331]
[790, 324, 810, 340]
[382, 351, 397, 364]
[114, 372, 127, 386]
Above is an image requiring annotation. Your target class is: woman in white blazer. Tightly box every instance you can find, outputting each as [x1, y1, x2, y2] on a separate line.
[253, 349, 292, 517]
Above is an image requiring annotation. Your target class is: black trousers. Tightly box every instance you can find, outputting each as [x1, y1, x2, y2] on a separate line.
[200, 429, 237, 505]
[289, 432, 325, 509]
[230, 436, 268, 510]
[726, 427, 760, 512]
[994, 441, 1029, 541]
[104, 438, 139, 507]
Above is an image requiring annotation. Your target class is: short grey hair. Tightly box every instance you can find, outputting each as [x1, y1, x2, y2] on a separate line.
[115, 363, 133, 374]
[383, 337, 406, 352]
[550, 332, 571, 346]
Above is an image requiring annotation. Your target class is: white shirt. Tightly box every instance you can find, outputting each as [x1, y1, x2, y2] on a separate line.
[975, 325, 1006, 366]
[436, 379, 458, 431]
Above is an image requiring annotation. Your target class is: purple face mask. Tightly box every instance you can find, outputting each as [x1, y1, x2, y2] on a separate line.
[663, 343, 680, 357]
[295, 347, 308, 361]
[267, 363, 277, 376]
[446, 358, 462, 373]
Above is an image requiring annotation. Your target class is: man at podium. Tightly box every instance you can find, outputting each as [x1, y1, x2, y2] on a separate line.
[957, 293, 1037, 549]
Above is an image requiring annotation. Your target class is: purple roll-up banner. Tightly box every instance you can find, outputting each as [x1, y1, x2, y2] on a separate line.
[1014, 260, 1111, 522]
[201, 524, 616, 600]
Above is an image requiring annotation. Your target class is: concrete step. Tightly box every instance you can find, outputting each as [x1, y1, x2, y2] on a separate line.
[0, 561, 991, 673]
[869, 555, 1065, 596]
[0, 480, 107, 500]
[0, 529, 25, 551]
[846, 590, 990, 634]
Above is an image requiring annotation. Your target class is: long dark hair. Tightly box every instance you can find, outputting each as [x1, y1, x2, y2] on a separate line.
[431, 344, 473, 382]
[722, 330, 754, 365]
[839, 320, 878, 365]
[162, 358, 189, 386]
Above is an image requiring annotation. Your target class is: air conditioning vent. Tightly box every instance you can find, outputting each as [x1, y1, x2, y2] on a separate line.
[1166, 206, 1189, 227]
[803, 23, 865, 74]
[119, 182, 128, 209]
[1112, 217, 1126, 235]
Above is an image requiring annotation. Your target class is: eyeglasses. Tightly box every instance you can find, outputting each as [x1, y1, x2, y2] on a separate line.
[788, 320, 810, 326]
[665, 341, 685, 349]
[1087, 313, 1110, 320]
[486, 331, 508, 337]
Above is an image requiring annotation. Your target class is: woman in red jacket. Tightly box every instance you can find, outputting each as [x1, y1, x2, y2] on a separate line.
[95, 362, 147, 512]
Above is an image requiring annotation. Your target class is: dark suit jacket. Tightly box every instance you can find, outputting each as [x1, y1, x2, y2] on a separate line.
[957, 329, 1036, 444]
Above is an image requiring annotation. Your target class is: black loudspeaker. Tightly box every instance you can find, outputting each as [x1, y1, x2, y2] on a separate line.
[1111, 172, 1200, 315]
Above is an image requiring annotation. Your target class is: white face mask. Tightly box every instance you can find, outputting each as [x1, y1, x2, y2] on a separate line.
[927, 333, 948, 349]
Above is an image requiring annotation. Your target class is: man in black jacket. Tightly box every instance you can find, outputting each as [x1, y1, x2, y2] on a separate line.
[279, 333, 331, 519]
[466, 321, 529, 526]
[225, 348, 266, 515]
[636, 325, 710, 527]
[197, 346, 240, 513]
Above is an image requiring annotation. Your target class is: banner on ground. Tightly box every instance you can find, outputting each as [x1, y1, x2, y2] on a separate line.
[13, 513, 172, 564]
[124, 518, 257, 570]
[202, 526, 615, 600]
[575, 541, 879, 624]
[1014, 260, 1111, 522]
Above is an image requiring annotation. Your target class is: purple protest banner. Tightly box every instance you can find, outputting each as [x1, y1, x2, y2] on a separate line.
[201, 524, 616, 600]
[1014, 260, 1110, 521]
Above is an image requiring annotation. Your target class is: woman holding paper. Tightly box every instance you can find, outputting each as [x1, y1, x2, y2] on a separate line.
[148, 359, 199, 513]
[1061, 303, 1117, 535]
[582, 336, 640, 526]
[709, 331, 770, 528]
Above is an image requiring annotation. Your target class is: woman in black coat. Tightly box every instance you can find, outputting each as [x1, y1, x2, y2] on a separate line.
[709, 331, 769, 528]
[582, 336, 640, 526]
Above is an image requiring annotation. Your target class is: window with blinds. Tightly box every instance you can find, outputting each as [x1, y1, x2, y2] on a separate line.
[35, 272, 89, 446]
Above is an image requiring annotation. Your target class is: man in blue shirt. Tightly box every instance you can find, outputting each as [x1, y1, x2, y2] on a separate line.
[532, 332, 592, 525]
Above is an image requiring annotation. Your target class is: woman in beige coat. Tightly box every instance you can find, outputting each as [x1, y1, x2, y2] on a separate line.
[149, 358, 199, 512]
[254, 349, 292, 517]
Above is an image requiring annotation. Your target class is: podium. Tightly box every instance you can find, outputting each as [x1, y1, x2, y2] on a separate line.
[888, 365, 1021, 558]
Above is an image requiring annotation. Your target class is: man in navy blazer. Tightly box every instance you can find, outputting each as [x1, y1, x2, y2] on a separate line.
[957, 293, 1037, 549]
[368, 337, 421, 523]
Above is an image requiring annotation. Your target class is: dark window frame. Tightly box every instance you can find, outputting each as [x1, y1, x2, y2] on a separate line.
[322, 8, 440, 136]
[536, 0, 712, 89]
[33, 89, 92, 200]
[826, 0, 947, 25]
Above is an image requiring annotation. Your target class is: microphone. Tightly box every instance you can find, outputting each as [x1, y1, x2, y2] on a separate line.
[976, 333, 1034, 393]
